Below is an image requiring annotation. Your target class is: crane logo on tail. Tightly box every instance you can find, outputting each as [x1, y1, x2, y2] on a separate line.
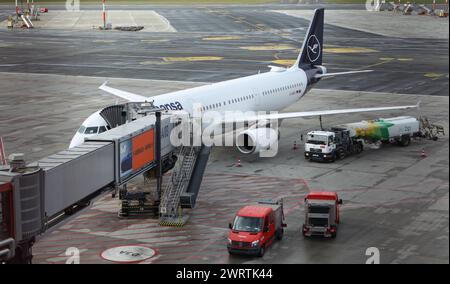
[306, 34, 321, 63]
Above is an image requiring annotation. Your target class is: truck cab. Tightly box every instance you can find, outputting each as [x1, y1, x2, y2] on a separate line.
[304, 128, 363, 162]
[302, 192, 342, 238]
[227, 200, 286, 257]
[304, 130, 336, 161]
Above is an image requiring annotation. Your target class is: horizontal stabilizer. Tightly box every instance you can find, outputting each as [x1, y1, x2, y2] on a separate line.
[315, 70, 373, 79]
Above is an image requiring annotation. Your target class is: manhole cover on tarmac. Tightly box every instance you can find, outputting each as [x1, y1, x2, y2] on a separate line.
[101, 245, 156, 263]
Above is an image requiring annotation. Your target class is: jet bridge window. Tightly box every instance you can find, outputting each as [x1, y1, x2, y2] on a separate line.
[84, 127, 99, 135]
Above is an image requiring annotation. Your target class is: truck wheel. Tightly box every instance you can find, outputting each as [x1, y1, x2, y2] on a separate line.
[258, 246, 265, 257]
[338, 148, 346, 160]
[398, 135, 411, 147]
[330, 153, 336, 162]
[357, 143, 363, 153]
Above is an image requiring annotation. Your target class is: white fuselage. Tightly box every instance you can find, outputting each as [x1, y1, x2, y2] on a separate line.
[70, 67, 309, 148]
[148, 66, 308, 115]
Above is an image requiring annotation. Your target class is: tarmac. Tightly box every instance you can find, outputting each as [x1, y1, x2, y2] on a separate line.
[18, 10, 177, 32]
[275, 9, 450, 39]
[0, 4, 448, 264]
[0, 6, 447, 95]
[0, 72, 448, 264]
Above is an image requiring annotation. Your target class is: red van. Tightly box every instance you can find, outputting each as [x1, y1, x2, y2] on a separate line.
[227, 199, 286, 257]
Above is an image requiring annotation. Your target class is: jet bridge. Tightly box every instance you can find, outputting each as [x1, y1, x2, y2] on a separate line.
[0, 104, 210, 263]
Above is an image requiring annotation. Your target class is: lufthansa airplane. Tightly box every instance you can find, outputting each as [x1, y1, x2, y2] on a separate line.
[70, 9, 417, 154]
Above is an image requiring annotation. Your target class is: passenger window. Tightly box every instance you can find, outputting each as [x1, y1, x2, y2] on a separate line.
[84, 127, 99, 134]
[99, 126, 107, 133]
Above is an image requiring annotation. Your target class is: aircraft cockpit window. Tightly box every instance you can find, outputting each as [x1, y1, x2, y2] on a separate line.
[78, 126, 86, 134]
[99, 126, 107, 133]
[84, 127, 99, 135]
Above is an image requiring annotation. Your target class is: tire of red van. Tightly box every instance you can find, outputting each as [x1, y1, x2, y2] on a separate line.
[276, 228, 284, 241]
[258, 246, 265, 257]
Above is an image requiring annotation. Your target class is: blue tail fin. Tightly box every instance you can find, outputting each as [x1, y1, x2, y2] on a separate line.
[294, 8, 324, 69]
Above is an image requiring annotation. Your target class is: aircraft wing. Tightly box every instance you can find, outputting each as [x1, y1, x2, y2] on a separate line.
[99, 82, 149, 102]
[221, 103, 419, 124]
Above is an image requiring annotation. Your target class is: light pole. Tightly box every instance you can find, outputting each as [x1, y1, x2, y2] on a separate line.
[102, 0, 106, 30]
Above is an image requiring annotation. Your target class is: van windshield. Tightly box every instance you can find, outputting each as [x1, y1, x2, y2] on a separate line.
[232, 216, 263, 233]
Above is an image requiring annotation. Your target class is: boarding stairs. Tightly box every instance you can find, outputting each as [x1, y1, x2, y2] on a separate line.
[159, 146, 199, 226]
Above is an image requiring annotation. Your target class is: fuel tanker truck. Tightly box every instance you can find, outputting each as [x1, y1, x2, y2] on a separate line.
[304, 116, 421, 162]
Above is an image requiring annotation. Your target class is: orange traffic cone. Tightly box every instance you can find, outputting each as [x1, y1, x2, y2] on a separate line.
[236, 159, 242, 167]
[293, 141, 298, 150]
[421, 148, 427, 158]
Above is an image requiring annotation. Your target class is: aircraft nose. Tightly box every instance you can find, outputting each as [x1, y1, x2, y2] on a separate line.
[69, 133, 84, 149]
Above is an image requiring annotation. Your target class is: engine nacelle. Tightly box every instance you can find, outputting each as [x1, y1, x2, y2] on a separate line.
[236, 127, 278, 155]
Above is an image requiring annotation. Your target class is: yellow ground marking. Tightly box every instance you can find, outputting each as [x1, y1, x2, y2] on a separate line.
[271, 59, 296, 66]
[202, 36, 242, 41]
[240, 44, 296, 51]
[163, 56, 223, 62]
[0, 43, 11, 48]
[92, 39, 116, 43]
[424, 73, 446, 80]
[397, 58, 414, 61]
[140, 60, 171, 65]
[323, 47, 378, 53]
[380, 57, 396, 61]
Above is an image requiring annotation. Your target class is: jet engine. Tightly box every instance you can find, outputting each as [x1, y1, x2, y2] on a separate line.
[236, 127, 278, 155]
